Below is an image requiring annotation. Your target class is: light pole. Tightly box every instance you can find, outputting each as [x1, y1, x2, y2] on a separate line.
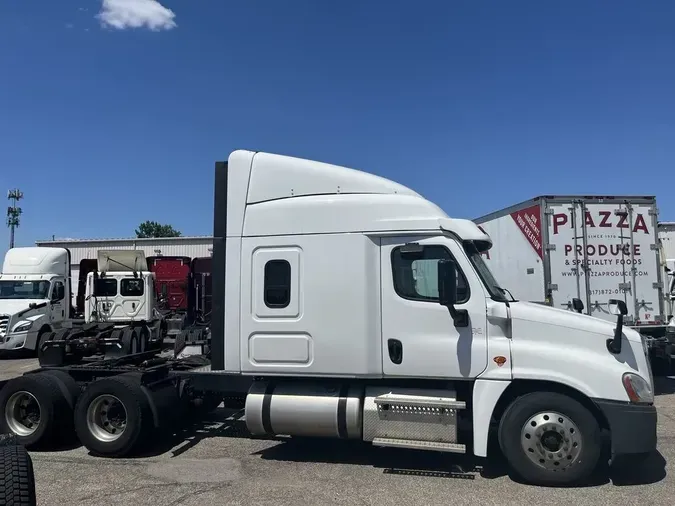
[7, 189, 23, 249]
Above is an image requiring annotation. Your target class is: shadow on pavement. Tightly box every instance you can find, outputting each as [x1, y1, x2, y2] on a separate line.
[127, 407, 667, 488]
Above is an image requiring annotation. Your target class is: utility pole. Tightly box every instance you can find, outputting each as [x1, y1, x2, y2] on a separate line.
[7, 189, 23, 249]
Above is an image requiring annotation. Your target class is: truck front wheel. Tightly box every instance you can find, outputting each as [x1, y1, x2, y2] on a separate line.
[497, 391, 602, 486]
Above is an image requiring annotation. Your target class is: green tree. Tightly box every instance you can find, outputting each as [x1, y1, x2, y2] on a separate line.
[135, 221, 182, 238]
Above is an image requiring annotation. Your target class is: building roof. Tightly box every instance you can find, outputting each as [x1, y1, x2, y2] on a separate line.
[35, 235, 213, 245]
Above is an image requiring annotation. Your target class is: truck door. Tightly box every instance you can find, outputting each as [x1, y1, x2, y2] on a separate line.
[49, 279, 67, 325]
[380, 235, 489, 378]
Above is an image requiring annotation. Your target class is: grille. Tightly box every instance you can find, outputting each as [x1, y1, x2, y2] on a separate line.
[0, 314, 9, 342]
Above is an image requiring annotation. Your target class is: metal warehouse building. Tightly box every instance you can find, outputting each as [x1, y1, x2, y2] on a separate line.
[35, 236, 214, 303]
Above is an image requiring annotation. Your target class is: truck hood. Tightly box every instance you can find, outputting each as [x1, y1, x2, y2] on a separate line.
[0, 299, 48, 316]
[509, 300, 642, 343]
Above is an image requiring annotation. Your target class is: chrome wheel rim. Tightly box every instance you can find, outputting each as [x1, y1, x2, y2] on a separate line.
[5, 391, 41, 436]
[520, 411, 582, 471]
[86, 394, 127, 443]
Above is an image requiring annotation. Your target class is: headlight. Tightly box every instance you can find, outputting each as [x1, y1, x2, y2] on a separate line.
[622, 372, 654, 404]
[12, 320, 32, 333]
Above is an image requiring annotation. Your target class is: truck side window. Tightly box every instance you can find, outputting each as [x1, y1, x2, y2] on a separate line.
[94, 279, 117, 297]
[121, 279, 144, 297]
[391, 245, 469, 303]
[264, 260, 291, 308]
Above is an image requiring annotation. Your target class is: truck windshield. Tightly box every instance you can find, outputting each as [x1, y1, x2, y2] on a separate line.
[463, 242, 513, 303]
[0, 280, 51, 300]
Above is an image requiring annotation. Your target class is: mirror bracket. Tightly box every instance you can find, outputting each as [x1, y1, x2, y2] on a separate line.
[606, 299, 628, 354]
[438, 259, 469, 328]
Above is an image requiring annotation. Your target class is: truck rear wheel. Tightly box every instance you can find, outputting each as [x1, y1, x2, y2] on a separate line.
[121, 329, 139, 355]
[498, 391, 602, 486]
[0, 435, 37, 506]
[74, 375, 153, 457]
[0, 373, 72, 449]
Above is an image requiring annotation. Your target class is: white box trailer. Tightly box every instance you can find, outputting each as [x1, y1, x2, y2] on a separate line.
[658, 222, 675, 290]
[475, 195, 664, 335]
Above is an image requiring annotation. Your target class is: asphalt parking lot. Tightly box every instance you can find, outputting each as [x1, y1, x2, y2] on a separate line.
[1, 358, 673, 506]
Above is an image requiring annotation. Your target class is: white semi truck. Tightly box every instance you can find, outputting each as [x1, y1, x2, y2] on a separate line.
[0, 150, 657, 487]
[0, 248, 167, 357]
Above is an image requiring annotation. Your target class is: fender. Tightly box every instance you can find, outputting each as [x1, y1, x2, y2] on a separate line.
[472, 379, 510, 457]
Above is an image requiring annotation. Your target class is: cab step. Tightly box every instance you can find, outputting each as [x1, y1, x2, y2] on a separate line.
[374, 393, 466, 410]
[372, 437, 466, 453]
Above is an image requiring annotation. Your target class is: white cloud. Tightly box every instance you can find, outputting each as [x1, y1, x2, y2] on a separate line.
[97, 0, 177, 31]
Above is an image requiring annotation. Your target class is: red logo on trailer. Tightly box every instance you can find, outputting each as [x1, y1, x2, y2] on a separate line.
[510, 205, 543, 259]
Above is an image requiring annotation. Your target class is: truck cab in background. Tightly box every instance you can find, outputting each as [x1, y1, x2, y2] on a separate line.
[0, 247, 71, 354]
[80, 250, 164, 353]
[0, 247, 165, 356]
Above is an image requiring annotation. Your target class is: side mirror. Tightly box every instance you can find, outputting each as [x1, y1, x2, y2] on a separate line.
[572, 298, 584, 314]
[438, 259, 458, 307]
[437, 259, 468, 327]
[608, 299, 628, 316]
[161, 283, 168, 299]
[607, 298, 628, 354]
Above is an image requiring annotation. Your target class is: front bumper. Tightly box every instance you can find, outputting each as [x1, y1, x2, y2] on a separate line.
[0, 331, 29, 351]
[594, 399, 657, 456]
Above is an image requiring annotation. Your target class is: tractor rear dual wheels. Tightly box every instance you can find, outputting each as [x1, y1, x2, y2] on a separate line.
[0, 370, 167, 458]
[73, 374, 156, 457]
[0, 371, 79, 449]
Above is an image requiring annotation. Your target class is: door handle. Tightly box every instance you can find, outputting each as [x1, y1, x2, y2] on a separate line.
[388, 339, 403, 365]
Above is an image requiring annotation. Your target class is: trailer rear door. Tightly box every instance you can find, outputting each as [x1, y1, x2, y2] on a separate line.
[546, 199, 662, 325]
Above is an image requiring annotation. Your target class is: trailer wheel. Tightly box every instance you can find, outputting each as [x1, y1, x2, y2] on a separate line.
[0, 373, 72, 448]
[0, 437, 37, 506]
[74, 375, 153, 457]
[498, 391, 602, 486]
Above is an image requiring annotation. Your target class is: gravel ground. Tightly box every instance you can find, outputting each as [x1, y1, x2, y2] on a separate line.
[0, 357, 672, 506]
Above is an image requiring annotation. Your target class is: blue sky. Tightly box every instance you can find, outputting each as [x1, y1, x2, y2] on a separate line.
[1, 0, 674, 252]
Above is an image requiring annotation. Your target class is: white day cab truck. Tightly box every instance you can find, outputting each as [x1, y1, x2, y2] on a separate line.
[474, 196, 675, 373]
[0, 150, 657, 487]
[0, 248, 169, 358]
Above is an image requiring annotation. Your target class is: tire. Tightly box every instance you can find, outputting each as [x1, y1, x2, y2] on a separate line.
[74, 374, 153, 457]
[33, 327, 52, 357]
[138, 327, 150, 353]
[0, 444, 37, 506]
[121, 329, 139, 355]
[40, 370, 81, 410]
[498, 391, 602, 486]
[0, 373, 72, 449]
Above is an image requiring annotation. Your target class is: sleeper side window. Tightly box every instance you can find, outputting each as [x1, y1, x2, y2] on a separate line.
[391, 244, 470, 303]
[264, 259, 291, 308]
